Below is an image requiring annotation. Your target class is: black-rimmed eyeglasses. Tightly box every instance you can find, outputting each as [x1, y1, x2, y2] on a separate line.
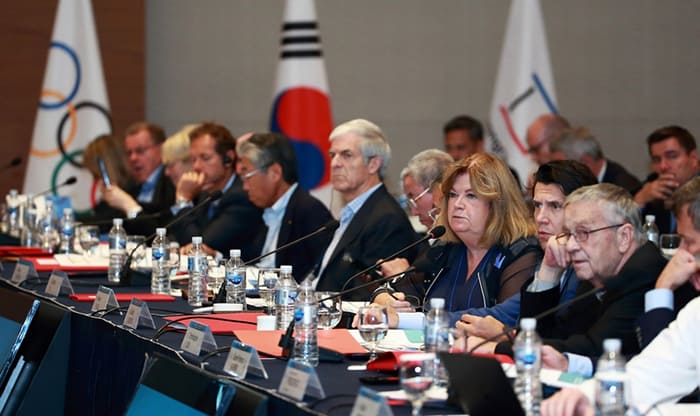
[555, 223, 625, 245]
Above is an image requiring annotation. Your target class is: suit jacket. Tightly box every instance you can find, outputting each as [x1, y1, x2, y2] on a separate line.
[636, 282, 699, 348]
[76, 168, 175, 235]
[252, 186, 334, 281]
[315, 185, 418, 300]
[496, 242, 667, 358]
[602, 159, 641, 195]
[172, 175, 264, 260]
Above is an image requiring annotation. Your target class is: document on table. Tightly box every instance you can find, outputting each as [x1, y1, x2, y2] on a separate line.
[349, 329, 423, 351]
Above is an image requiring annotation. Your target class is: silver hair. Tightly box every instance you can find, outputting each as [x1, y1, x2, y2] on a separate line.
[329, 118, 391, 178]
[550, 127, 604, 161]
[400, 149, 453, 191]
[565, 183, 644, 244]
[672, 176, 700, 231]
[236, 138, 269, 170]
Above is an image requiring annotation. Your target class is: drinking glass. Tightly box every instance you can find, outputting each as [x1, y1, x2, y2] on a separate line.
[357, 305, 389, 360]
[316, 292, 342, 330]
[78, 225, 100, 256]
[257, 269, 279, 315]
[399, 353, 436, 416]
[660, 233, 681, 259]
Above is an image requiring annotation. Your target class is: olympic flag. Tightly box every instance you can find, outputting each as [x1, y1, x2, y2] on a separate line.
[23, 0, 111, 211]
[269, 0, 334, 207]
[488, 0, 558, 185]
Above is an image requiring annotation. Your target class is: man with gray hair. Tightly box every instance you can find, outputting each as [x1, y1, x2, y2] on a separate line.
[550, 126, 641, 193]
[401, 149, 453, 229]
[477, 184, 666, 366]
[312, 119, 418, 299]
[236, 132, 333, 281]
[525, 113, 571, 165]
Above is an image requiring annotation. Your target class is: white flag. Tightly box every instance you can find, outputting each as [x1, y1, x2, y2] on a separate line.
[269, 0, 334, 209]
[23, 0, 111, 211]
[488, 0, 558, 185]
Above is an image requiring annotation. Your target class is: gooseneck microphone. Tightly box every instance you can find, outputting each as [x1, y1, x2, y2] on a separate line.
[243, 219, 340, 266]
[2, 157, 21, 170]
[35, 176, 78, 197]
[338, 225, 446, 293]
[212, 219, 340, 303]
[278, 267, 416, 360]
[120, 190, 223, 286]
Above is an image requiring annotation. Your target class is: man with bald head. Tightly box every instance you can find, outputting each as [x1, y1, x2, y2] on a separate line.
[526, 113, 571, 165]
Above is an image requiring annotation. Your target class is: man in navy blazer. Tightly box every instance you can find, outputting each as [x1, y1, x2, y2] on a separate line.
[313, 119, 418, 300]
[236, 132, 333, 280]
[637, 177, 700, 348]
[171, 122, 263, 260]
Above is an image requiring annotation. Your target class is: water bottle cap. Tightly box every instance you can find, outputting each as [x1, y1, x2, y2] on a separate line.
[230, 249, 241, 257]
[520, 318, 537, 330]
[156, 228, 166, 236]
[603, 338, 621, 352]
[645, 215, 655, 222]
[430, 298, 445, 309]
[192, 236, 202, 244]
[280, 265, 292, 273]
[63, 207, 72, 215]
[113, 218, 123, 226]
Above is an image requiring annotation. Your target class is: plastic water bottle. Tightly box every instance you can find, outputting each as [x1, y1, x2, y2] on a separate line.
[595, 339, 627, 416]
[151, 228, 171, 294]
[293, 278, 319, 366]
[6, 189, 20, 236]
[39, 199, 59, 253]
[275, 265, 298, 330]
[424, 298, 450, 386]
[108, 218, 127, 283]
[187, 236, 208, 307]
[57, 207, 75, 254]
[225, 249, 246, 309]
[642, 215, 659, 246]
[513, 318, 542, 416]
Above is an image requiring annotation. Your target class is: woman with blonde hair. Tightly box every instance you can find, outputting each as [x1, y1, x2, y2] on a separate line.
[162, 124, 197, 186]
[375, 153, 542, 328]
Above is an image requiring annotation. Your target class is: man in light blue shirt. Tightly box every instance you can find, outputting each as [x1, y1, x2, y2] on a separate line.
[236, 132, 333, 280]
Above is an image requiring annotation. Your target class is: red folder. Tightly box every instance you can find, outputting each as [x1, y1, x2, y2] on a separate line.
[233, 328, 368, 357]
[69, 293, 176, 302]
[0, 246, 52, 257]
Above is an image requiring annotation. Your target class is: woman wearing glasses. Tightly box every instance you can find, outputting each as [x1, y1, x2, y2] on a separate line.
[374, 153, 542, 328]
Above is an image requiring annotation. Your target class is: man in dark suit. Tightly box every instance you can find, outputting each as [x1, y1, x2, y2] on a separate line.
[313, 119, 418, 300]
[171, 122, 263, 260]
[637, 177, 700, 348]
[475, 184, 666, 375]
[550, 126, 641, 194]
[99, 122, 176, 234]
[634, 125, 700, 233]
[236, 132, 333, 280]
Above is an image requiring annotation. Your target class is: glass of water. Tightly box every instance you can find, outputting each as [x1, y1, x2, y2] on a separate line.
[399, 352, 436, 416]
[316, 292, 342, 329]
[257, 269, 279, 315]
[78, 225, 100, 256]
[357, 305, 389, 360]
[660, 234, 681, 259]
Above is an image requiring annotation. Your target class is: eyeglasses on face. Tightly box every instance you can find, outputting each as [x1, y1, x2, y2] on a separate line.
[555, 223, 625, 245]
[407, 186, 431, 209]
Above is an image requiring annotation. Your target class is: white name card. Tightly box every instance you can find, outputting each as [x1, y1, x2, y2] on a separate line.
[224, 340, 268, 380]
[278, 360, 325, 401]
[11, 259, 37, 284]
[180, 320, 217, 356]
[350, 387, 394, 416]
[44, 270, 74, 297]
[90, 285, 120, 315]
[122, 298, 155, 329]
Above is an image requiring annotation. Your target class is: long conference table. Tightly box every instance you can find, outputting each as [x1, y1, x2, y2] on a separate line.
[0, 259, 465, 416]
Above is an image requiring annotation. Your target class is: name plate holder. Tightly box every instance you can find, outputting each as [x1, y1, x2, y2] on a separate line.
[223, 340, 268, 380]
[278, 360, 326, 401]
[180, 320, 217, 356]
[122, 298, 155, 330]
[350, 387, 394, 416]
[44, 270, 74, 297]
[90, 285, 120, 316]
[11, 258, 38, 285]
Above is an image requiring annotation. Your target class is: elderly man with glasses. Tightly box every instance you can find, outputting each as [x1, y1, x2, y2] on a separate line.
[469, 184, 666, 370]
